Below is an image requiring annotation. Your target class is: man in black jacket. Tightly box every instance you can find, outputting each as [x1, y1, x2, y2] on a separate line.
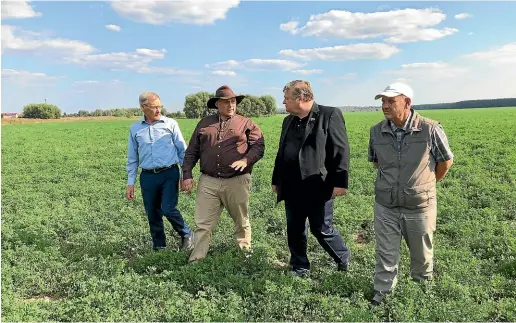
[272, 80, 351, 276]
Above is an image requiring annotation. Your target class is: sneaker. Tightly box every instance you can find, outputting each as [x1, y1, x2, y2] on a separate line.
[180, 233, 194, 251]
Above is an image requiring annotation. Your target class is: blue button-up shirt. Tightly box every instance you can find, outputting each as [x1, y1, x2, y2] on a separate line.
[126, 116, 187, 185]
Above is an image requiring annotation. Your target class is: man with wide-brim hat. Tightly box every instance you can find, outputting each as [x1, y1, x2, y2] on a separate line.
[182, 85, 265, 263]
[206, 86, 245, 110]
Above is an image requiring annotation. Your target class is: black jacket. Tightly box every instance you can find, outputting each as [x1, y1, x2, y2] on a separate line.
[272, 102, 350, 203]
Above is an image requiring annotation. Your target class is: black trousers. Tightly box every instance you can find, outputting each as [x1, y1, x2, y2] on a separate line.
[284, 197, 350, 271]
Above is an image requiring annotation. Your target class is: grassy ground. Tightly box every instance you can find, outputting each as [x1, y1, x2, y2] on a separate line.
[1, 108, 515, 321]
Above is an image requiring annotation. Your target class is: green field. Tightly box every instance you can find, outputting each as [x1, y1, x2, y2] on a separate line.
[2, 108, 515, 321]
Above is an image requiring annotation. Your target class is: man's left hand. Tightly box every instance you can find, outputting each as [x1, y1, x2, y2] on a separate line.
[332, 187, 348, 199]
[230, 159, 248, 172]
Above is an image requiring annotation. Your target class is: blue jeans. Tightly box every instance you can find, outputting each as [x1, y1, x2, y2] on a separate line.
[140, 166, 192, 249]
[284, 198, 350, 271]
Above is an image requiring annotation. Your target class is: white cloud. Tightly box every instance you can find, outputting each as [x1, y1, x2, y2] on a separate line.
[386, 61, 469, 80]
[1, 26, 195, 76]
[320, 63, 516, 107]
[280, 8, 457, 43]
[212, 70, 237, 76]
[455, 13, 472, 19]
[111, 0, 240, 25]
[66, 48, 198, 75]
[205, 59, 305, 71]
[1, 1, 42, 19]
[2, 69, 57, 85]
[385, 27, 458, 43]
[468, 32, 474, 36]
[279, 43, 400, 61]
[105, 24, 121, 32]
[135, 48, 166, 59]
[463, 42, 516, 66]
[1, 25, 96, 57]
[74, 80, 100, 84]
[292, 69, 323, 75]
[319, 73, 358, 85]
[74, 79, 123, 86]
[279, 21, 299, 34]
[339, 73, 358, 80]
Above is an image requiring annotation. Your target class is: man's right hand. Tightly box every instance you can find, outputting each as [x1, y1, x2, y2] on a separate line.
[272, 185, 277, 193]
[182, 178, 195, 192]
[126, 185, 135, 200]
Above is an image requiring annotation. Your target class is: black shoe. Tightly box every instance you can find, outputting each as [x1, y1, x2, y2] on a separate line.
[371, 293, 384, 306]
[290, 268, 310, 278]
[180, 233, 194, 251]
[337, 262, 348, 272]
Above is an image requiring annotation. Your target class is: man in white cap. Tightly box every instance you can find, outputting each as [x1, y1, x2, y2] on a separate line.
[368, 82, 454, 305]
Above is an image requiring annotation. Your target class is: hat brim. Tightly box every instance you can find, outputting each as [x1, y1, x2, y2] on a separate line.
[207, 95, 245, 109]
[374, 91, 403, 100]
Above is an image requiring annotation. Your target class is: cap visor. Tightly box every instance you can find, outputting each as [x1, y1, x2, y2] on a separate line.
[375, 91, 401, 100]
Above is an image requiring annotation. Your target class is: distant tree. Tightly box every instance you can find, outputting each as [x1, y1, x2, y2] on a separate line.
[22, 103, 62, 119]
[184, 92, 215, 119]
[238, 95, 266, 117]
[259, 95, 278, 116]
[167, 111, 186, 119]
[92, 109, 103, 117]
[78, 110, 89, 117]
[182, 91, 280, 119]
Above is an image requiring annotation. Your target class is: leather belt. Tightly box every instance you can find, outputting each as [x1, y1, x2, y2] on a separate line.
[142, 164, 176, 173]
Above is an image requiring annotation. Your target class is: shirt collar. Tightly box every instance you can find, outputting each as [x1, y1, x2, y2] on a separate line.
[390, 110, 413, 132]
[218, 113, 234, 122]
[141, 115, 166, 124]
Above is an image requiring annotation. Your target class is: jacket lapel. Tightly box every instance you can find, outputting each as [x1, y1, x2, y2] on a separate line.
[278, 116, 293, 151]
[301, 102, 319, 148]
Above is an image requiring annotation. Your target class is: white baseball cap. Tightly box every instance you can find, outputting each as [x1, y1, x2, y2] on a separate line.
[375, 82, 413, 100]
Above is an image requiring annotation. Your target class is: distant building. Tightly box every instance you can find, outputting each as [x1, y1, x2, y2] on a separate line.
[1, 112, 19, 119]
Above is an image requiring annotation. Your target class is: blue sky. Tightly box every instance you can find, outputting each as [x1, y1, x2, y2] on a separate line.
[2, 1, 516, 113]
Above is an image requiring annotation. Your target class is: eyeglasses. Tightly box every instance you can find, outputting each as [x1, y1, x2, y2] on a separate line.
[144, 104, 163, 110]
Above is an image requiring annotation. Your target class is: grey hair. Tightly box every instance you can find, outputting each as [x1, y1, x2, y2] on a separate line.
[283, 80, 314, 102]
[139, 92, 160, 105]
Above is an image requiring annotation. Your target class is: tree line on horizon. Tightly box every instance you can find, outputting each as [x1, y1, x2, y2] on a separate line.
[14, 97, 516, 120]
[17, 91, 277, 119]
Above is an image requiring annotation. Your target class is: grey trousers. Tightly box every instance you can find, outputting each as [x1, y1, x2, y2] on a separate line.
[373, 200, 437, 293]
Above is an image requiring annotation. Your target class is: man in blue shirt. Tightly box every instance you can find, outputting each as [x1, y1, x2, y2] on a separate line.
[126, 91, 194, 251]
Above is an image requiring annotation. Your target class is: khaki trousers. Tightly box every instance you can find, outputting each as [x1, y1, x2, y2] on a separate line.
[189, 173, 252, 262]
[373, 200, 437, 293]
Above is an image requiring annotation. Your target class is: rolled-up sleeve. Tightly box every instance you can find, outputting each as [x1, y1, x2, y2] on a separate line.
[431, 123, 454, 163]
[182, 123, 201, 180]
[126, 129, 139, 185]
[244, 119, 265, 165]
